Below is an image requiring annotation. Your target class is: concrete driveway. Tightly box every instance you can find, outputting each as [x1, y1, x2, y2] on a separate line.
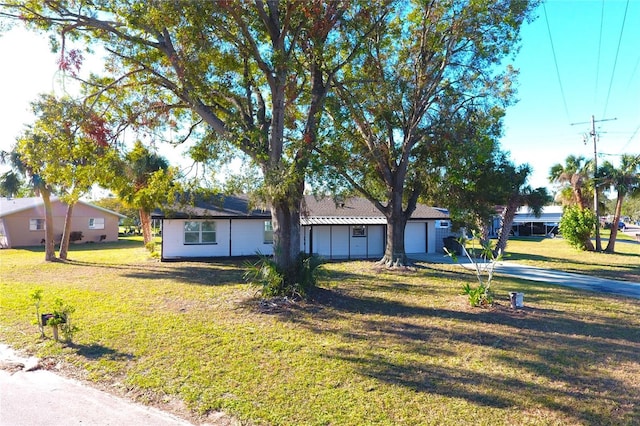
[414, 252, 640, 299]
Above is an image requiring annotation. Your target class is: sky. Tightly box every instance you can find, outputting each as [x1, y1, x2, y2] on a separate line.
[0, 1, 639, 195]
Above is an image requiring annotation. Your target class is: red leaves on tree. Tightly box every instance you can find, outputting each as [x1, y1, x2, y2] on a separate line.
[58, 48, 84, 77]
[82, 113, 110, 148]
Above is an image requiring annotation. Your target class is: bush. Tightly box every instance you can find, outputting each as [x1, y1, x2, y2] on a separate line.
[559, 206, 596, 251]
[244, 252, 323, 298]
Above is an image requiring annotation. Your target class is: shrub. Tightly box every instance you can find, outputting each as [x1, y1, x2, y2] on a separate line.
[244, 252, 323, 298]
[559, 205, 596, 251]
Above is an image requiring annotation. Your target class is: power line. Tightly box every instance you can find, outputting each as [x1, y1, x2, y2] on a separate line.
[619, 123, 640, 154]
[594, 0, 605, 107]
[543, 2, 570, 122]
[602, 0, 630, 118]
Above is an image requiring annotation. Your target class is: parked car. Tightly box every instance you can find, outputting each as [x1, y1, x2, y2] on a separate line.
[618, 221, 626, 231]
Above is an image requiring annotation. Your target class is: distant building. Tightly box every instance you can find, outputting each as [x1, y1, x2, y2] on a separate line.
[0, 197, 126, 248]
[490, 205, 563, 237]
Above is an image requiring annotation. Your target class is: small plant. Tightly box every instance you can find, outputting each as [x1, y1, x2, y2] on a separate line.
[33, 291, 79, 342]
[145, 241, 156, 253]
[30, 288, 45, 338]
[445, 232, 501, 307]
[47, 297, 79, 342]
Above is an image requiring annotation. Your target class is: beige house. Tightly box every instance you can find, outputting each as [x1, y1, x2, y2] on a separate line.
[0, 197, 126, 248]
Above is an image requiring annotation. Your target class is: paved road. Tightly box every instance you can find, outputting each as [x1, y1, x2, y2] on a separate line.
[0, 344, 196, 426]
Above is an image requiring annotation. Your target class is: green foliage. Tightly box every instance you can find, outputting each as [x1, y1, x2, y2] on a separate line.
[32, 289, 79, 342]
[29, 288, 44, 337]
[244, 252, 323, 298]
[445, 232, 501, 307]
[48, 297, 79, 343]
[559, 206, 596, 251]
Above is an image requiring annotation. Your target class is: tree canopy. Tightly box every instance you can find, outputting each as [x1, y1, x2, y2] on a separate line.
[314, 0, 537, 265]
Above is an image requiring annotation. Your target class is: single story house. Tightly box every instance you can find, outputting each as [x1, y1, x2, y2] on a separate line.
[0, 197, 126, 248]
[489, 205, 563, 237]
[152, 194, 453, 261]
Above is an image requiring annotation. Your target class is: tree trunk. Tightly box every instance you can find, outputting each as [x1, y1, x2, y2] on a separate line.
[494, 199, 518, 256]
[270, 192, 303, 286]
[59, 202, 75, 260]
[605, 193, 624, 253]
[378, 188, 414, 267]
[139, 208, 153, 245]
[40, 188, 57, 262]
[380, 214, 408, 267]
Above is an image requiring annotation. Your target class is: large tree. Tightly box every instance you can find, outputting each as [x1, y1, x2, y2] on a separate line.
[2, 1, 384, 288]
[317, 0, 536, 266]
[16, 94, 116, 260]
[599, 154, 640, 253]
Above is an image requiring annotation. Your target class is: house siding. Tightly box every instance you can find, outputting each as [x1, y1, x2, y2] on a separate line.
[161, 218, 274, 259]
[0, 198, 123, 248]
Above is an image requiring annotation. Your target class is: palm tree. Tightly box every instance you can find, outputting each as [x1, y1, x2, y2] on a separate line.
[549, 155, 592, 209]
[494, 163, 551, 255]
[599, 154, 640, 253]
[1, 149, 57, 261]
[0, 171, 23, 197]
[115, 141, 173, 245]
[549, 155, 595, 251]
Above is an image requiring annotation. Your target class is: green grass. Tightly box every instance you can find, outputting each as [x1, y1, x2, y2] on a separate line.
[504, 237, 640, 282]
[1, 239, 639, 425]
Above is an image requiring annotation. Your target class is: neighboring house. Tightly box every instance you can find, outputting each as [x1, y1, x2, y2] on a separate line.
[152, 194, 453, 261]
[0, 197, 126, 248]
[489, 205, 563, 237]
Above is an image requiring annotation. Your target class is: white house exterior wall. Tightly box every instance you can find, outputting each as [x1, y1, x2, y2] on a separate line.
[230, 219, 273, 256]
[160, 219, 439, 259]
[301, 225, 385, 259]
[161, 218, 274, 259]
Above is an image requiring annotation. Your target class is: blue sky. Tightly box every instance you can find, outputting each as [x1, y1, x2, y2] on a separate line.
[1, 1, 639, 194]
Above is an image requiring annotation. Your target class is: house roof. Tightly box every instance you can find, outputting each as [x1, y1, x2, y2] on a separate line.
[153, 194, 271, 220]
[0, 197, 127, 219]
[153, 194, 450, 224]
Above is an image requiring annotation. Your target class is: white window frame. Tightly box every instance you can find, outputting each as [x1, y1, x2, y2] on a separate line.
[88, 217, 105, 230]
[263, 220, 273, 244]
[29, 218, 45, 231]
[184, 221, 217, 245]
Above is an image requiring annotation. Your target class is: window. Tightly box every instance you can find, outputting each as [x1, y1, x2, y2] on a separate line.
[29, 219, 45, 231]
[352, 225, 366, 237]
[184, 221, 216, 244]
[264, 221, 273, 244]
[89, 217, 105, 230]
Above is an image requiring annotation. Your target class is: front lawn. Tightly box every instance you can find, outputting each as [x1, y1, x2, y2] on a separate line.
[1, 241, 638, 425]
[504, 237, 640, 282]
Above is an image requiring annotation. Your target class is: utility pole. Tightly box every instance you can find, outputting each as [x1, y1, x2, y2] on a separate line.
[572, 115, 616, 252]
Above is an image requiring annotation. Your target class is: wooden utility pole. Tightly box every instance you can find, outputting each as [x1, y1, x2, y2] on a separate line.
[572, 115, 616, 252]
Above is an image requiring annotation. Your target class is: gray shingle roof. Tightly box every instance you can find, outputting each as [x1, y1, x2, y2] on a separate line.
[154, 194, 449, 223]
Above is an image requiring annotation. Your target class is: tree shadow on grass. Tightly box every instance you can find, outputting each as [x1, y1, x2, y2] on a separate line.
[68, 342, 134, 362]
[262, 285, 639, 424]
